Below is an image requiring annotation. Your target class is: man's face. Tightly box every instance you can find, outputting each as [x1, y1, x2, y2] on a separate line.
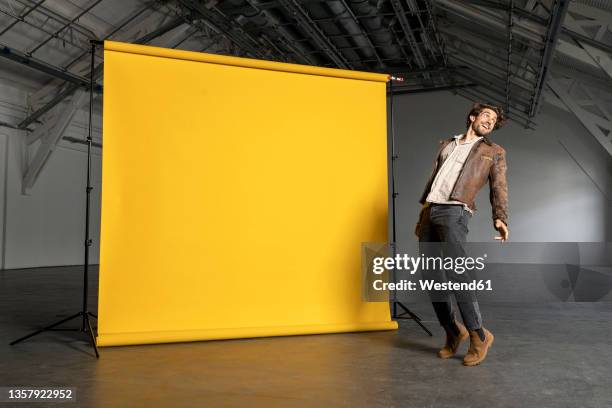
[470, 108, 498, 136]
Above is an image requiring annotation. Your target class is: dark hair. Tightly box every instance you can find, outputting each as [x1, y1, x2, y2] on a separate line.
[466, 103, 506, 130]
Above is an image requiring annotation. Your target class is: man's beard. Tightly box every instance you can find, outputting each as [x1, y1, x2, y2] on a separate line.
[473, 123, 491, 137]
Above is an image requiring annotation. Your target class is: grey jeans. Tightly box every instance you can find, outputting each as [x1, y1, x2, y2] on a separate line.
[417, 203, 483, 331]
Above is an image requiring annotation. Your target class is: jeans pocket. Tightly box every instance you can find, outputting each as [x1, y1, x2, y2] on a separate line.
[457, 210, 470, 234]
[415, 205, 429, 238]
[462, 207, 473, 218]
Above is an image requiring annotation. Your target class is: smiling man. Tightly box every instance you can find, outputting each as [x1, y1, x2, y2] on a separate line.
[414, 102, 509, 366]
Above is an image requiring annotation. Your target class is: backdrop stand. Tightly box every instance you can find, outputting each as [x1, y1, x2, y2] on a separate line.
[9, 39, 103, 358]
[387, 78, 432, 336]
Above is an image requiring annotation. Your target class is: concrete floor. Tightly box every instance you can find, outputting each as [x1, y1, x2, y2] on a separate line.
[1, 266, 611, 408]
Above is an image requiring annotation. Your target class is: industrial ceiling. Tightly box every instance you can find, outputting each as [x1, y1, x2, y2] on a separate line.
[0, 0, 610, 183]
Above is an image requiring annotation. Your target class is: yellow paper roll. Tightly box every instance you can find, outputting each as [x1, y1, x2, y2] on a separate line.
[97, 41, 396, 347]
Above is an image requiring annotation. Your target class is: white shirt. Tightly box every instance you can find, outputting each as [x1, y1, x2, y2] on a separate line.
[426, 134, 483, 213]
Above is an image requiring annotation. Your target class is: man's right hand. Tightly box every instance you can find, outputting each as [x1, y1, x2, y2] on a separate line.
[494, 219, 509, 242]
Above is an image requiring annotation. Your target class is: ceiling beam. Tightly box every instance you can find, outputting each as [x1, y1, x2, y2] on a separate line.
[389, 0, 427, 68]
[505, 0, 514, 114]
[445, 47, 535, 92]
[277, 0, 351, 68]
[18, 17, 185, 129]
[562, 12, 612, 81]
[22, 90, 88, 192]
[177, 0, 268, 58]
[0, 44, 91, 88]
[457, 88, 534, 128]
[391, 0, 427, 69]
[390, 83, 477, 95]
[528, 0, 570, 117]
[548, 77, 612, 157]
[435, 0, 546, 47]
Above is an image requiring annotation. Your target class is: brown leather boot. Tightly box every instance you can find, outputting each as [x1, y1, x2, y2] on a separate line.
[463, 328, 494, 366]
[438, 321, 469, 359]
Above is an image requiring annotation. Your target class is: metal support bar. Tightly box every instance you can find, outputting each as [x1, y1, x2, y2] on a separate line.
[26, 113, 58, 145]
[0, 6, 91, 55]
[19, 18, 184, 129]
[0, 0, 47, 37]
[1, 8, 158, 131]
[440, 29, 540, 85]
[248, 0, 318, 65]
[506, 0, 514, 114]
[548, 78, 612, 157]
[22, 90, 88, 192]
[27, 0, 104, 55]
[0, 44, 90, 87]
[18, 67, 100, 129]
[133, 17, 184, 45]
[392, 66, 465, 76]
[277, 0, 351, 68]
[457, 88, 534, 128]
[528, 0, 570, 117]
[563, 13, 612, 81]
[63, 136, 102, 148]
[458, 80, 532, 115]
[389, 0, 427, 68]
[436, 0, 545, 48]
[453, 68, 533, 109]
[63, 5, 150, 70]
[442, 0, 612, 85]
[0, 120, 24, 130]
[562, 27, 612, 55]
[177, 0, 268, 58]
[390, 83, 477, 95]
[449, 58, 533, 98]
[450, 60, 533, 103]
[425, 0, 449, 66]
[333, 0, 385, 66]
[407, 0, 435, 57]
[446, 49, 535, 93]
[10, 0, 97, 39]
[169, 27, 196, 49]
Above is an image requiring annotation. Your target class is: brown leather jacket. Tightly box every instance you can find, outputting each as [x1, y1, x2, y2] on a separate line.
[418, 135, 509, 227]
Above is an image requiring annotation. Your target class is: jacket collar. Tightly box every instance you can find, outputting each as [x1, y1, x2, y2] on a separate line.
[448, 134, 493, 146]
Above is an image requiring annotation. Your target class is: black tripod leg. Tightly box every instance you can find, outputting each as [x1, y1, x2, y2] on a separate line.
[397, 302, 423, 321]
[84, 316, 99, 359]
[394, 302, 433, 336]
[88, 312, 97, 319]
[10, 312, 82, 345]
[409, 314, 433, 336]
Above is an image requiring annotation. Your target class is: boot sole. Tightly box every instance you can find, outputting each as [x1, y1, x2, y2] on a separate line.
[463, 332, 494, 366]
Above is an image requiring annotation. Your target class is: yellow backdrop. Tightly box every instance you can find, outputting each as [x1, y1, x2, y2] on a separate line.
[97, 41, 397, 346]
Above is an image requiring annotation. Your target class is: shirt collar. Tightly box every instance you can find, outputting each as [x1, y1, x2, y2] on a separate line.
[453, 134, 483, 145]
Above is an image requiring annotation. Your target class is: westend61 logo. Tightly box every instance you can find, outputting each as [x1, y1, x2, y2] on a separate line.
[372, 253, 488, 275]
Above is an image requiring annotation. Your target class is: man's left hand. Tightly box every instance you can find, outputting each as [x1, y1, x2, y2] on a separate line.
[494, 219, 509, 242]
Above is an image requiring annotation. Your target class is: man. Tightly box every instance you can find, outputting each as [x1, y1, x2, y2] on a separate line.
[414, 103, 509, 366]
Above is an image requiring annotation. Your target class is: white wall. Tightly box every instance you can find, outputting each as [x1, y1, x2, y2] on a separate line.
[0, 131, 7, 269]
[0, 74, 102, 270]
[392, 90, 612, 250]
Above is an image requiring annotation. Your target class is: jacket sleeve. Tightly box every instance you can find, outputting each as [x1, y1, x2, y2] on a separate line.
[488, 148, 509, 226]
